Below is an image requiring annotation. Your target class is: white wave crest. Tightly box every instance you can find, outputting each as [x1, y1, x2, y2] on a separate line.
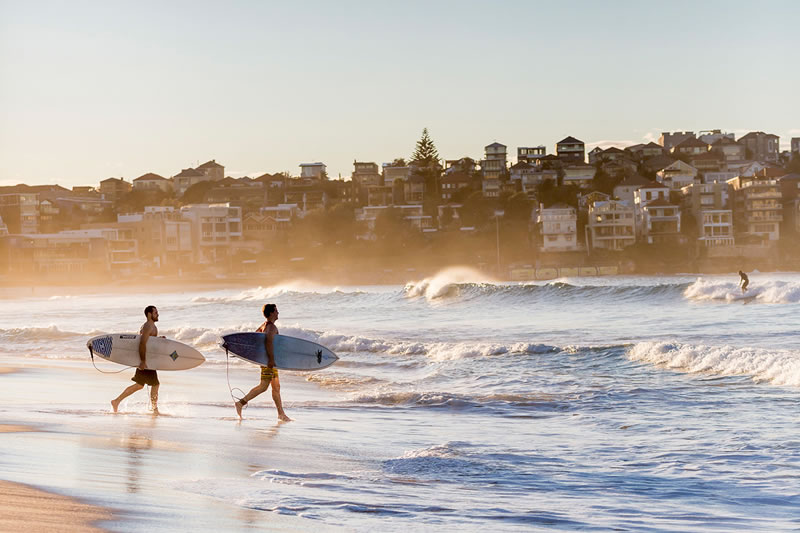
[404, 266, 495, 301]
[627, 341, 800, 387]
[311, 330, 558, 360]
[191, 280, 364, 303]
[0, 325, 104, 341]
[684, 278, 800, 304]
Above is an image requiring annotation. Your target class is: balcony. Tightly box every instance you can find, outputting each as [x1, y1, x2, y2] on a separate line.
[743, 191, 781, 199]
[746, 214, 782, 222]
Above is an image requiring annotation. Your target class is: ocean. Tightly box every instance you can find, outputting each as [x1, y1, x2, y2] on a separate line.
[1, 268, 799, 531]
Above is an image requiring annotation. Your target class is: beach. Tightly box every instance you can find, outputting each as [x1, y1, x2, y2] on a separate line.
[2, 271, 800, 531]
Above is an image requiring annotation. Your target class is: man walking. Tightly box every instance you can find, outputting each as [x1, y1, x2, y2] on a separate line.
[111, 305, 161, 415]
[234, 303, 291, 421]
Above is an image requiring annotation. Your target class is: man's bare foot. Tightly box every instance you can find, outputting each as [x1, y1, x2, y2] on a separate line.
[235, 400, 243, 420]
[278, 413, 292, 422]
[151, 408, 160, 416]
[111, 399, 120, 413]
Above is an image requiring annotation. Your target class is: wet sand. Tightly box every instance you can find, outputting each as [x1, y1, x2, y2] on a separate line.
[0, 481, 113, 533]
[0, 356, 336, 532]
[0, 423, 37, 432]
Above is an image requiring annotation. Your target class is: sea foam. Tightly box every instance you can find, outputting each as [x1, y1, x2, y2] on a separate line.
[627, 341, 800, 387]
[684, 278, 800, 304]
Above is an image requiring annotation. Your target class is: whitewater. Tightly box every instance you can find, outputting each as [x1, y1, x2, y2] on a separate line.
[1, 270, 799, 530]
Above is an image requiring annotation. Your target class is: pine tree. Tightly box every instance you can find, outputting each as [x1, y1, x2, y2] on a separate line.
[411, 128, 440, 165]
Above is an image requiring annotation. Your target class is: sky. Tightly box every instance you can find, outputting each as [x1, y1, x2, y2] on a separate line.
[1, 0, 799, 187]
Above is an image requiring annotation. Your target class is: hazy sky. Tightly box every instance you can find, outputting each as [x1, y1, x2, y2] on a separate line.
[1, 0, 798, 187]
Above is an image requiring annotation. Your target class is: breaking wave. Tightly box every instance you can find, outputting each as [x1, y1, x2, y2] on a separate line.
[684, 279, 800, 304]
[405, 279, 690, 303]
[0, 325, 103, 341]
[191, 281, 369, 303]
[627, 341, 800, 387]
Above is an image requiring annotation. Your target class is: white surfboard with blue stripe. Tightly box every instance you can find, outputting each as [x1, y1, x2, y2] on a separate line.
[87, 334, 205, 370]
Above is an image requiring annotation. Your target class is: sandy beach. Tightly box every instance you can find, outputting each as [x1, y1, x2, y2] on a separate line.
[0, 480, 112, 533]
[0, 357, 342, 532]
[0, 398, 112, 532]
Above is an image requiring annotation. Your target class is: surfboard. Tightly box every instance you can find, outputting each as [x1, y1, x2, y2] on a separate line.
[87, 334, 205, 370]
[220, 333, 338, 371]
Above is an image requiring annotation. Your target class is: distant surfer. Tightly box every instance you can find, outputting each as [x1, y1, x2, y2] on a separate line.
[111, 305, 161, 415]
[738, 271, 749, 293]
[234, 304, 291, 422]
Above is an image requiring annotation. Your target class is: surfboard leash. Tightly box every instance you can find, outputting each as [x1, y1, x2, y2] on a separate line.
[88, 347, 134, 374]
[223, 345, 247, 410]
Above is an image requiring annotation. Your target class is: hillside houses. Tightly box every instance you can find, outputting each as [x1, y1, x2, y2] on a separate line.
[2, 127, 799, 278]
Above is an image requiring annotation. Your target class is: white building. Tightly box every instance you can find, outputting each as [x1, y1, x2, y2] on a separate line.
[587, 200, 635, 251]
[299, 163, 327, 179]
[656, 160, 698, 190]
[727, 176, 782, 242]
[260, 204, 298, 230]
[132, 173, 173, 193]
[638, 197, 682, 244]
[697, 210, 734, 247]
[613, 174, 653, 206]
[563, 164, 596, 188]
[173, 168, 210, 196]
[179, 203, 242, 264]
[538, 203, 578, 252]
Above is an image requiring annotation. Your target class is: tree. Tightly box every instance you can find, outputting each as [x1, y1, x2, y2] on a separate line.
[181, 181, 214, 204]
[503, 192, 532, 222]
[411, 128, 440, 165]
[461, 191, 492, 228]
[786, 154, 800, 174]
[389, 158, 407, 167]
[117, 189, 170, 214]
[591, 167, 620, 196]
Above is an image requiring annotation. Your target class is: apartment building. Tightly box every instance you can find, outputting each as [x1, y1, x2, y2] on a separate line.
[538, 203, 578, 252]
[681, 182, 734, 247]
[299, 162, 327, 179]
[555, 136, 585, 163]
[586, 200, 635, 251]
[0, 191, 39, 234]
[179, 203, 243, 264]
[727, 176, 782, 241]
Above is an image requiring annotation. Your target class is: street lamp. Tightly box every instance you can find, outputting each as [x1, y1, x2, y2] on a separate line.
[494, 210, 504, 277]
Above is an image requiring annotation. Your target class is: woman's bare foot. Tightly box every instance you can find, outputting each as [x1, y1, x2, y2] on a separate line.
[111, 399, 120, 413]
[278, 413, 292, 422]
[235, 400, 244, 419]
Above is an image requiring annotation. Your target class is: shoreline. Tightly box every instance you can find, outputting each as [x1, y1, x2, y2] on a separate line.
[0, 480, 114, 533]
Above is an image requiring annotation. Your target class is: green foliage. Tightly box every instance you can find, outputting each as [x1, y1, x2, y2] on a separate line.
[117, 189, 171, 214]
[461, 191, 492, 228]
[786, 154, 800, 174]
[374, 207, 415, 244]
[451, 184, 478, 203]
[502, 192, 532, 222]
[291, 203, 360, 246]
[411, 128, 440, 165]
[535, 180, 581, 208]
[439, 206, 454, 229]
[591, 167, 620, 195]
[181, 181, 215, 204]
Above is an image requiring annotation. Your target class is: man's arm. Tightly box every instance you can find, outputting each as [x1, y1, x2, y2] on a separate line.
[266, 326, 276, 368]
[138, 324, 153, 369]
